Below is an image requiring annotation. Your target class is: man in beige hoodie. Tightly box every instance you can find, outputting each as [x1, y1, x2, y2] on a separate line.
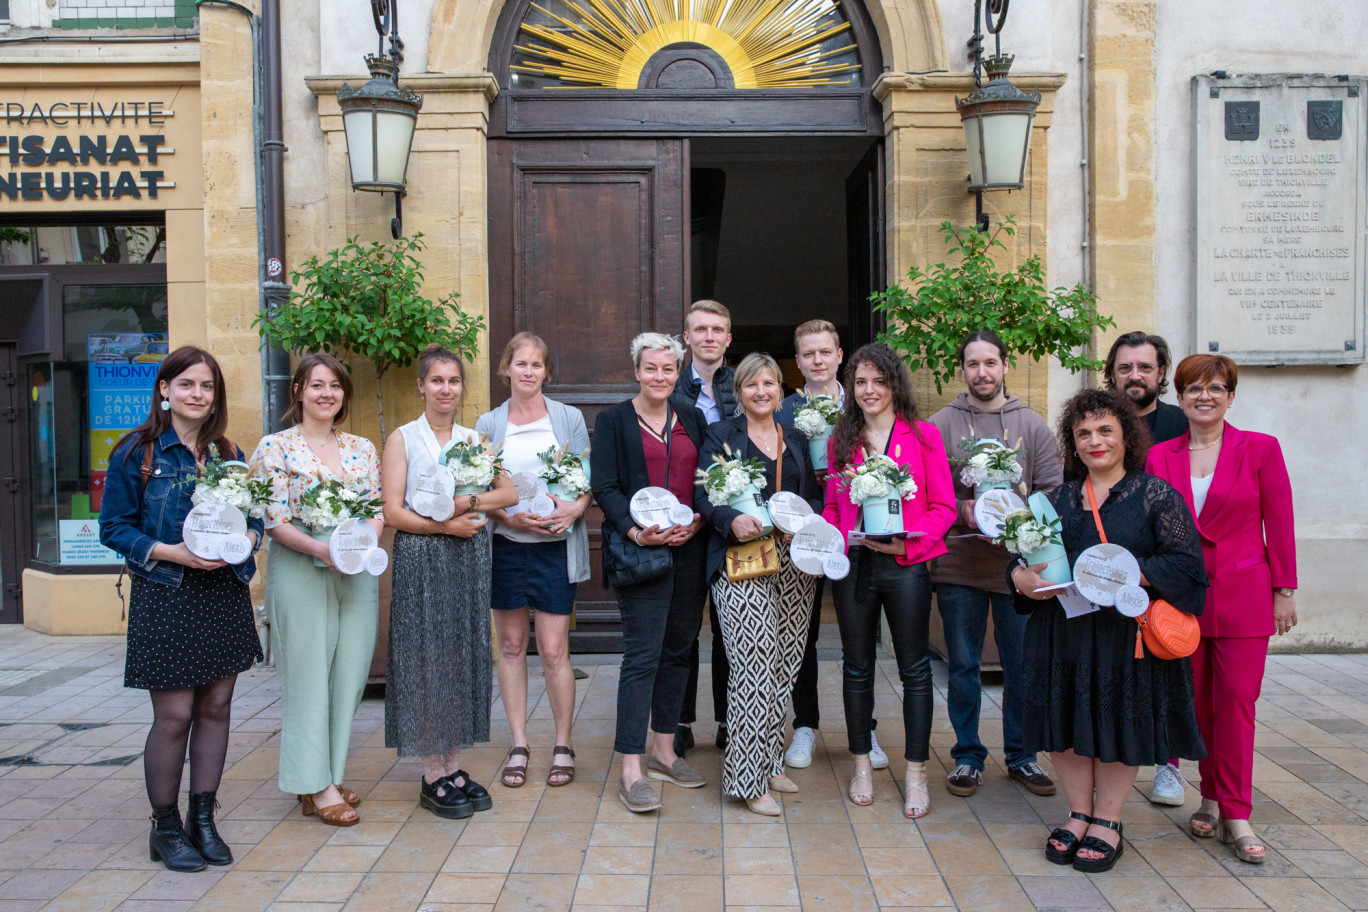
[928, 331, 1063, 798]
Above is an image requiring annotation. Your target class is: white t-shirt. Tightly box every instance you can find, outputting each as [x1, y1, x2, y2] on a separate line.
[494, 414, 560, 542]
[1191, 474, 1214, 516]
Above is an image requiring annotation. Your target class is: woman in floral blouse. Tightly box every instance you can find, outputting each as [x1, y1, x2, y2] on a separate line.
[250, 352, 383, 827]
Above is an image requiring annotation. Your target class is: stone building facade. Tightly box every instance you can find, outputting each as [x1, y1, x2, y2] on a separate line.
[0, 0, 1360, 648]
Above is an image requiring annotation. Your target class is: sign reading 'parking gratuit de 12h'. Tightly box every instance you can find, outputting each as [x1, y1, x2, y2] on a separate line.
[1193, 74, 1366, 365]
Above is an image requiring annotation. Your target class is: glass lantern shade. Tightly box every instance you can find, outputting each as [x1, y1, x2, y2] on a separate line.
[337, 55, 423, 194]
[955, 55, 1041, 191]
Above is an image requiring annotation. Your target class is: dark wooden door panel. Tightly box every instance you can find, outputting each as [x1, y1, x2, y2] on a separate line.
[489, 138, 686, 650]
[846, 141, 885, 347]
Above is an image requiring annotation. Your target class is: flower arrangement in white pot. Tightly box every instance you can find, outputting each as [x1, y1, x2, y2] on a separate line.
[845, 454, 917, 535]
[792, 394, 841, 471]
[697, 443, 772, 537]
[958, 437, 1023, 495]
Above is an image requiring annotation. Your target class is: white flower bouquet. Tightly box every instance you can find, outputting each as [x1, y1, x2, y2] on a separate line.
[697, 443, 772, 534]
[537, 443, 591, 499]
[844, 454, 917, 535]
[298, 477, 385, 567]
[182, 444, 272, 518]
[958, 438, 1023, 493]
[794, 394, 841, 471]
[439, 437, 503, 491]
[994, 507, 1069, 583]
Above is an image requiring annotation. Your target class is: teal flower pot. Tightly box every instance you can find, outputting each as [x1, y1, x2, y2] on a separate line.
[728, 484, 774, 537]
[861, 495, 903, 535]
[808, 429, 832, 471]
[1024, 541, 1070, 584]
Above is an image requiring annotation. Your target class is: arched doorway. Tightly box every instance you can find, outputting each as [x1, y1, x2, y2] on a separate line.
[484, 0, 890, 649]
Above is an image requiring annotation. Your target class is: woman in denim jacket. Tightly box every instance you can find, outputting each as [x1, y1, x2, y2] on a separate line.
[99, 346, 264, 873]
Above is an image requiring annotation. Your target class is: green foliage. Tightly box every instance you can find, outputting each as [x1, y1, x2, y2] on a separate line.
[0, 227, 31, 245]
[873, 217, 1114, 394]
[254, 233, 486, 437]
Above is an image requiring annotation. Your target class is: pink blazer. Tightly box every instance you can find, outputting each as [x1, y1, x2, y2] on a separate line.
[822, 418, 957, 566]
[1145, 422, 1296, 638]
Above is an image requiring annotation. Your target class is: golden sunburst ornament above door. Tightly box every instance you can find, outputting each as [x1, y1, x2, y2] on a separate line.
[511, 0, 860, 89]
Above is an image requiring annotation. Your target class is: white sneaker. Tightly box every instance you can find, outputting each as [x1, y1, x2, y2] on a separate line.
[1149, 762, 1186, 806]
[869, 729, 889, 770]
[785, 727, 816, 769]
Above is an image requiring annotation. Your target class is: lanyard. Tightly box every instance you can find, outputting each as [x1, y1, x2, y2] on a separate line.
[1084, 476, 1108, 544]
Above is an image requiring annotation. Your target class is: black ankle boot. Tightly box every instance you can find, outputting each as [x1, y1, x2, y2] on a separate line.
[149, 804, 207, 873]
[185, 792, 232, 865]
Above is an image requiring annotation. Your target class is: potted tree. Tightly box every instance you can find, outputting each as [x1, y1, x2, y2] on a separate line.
[874, 217, 1113, 394]
[254, 232, 484, 439]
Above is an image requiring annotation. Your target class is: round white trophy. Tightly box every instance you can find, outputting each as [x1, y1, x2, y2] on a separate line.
[329, 518, 380, 576]
[822, 552, 851, 580]
[669, 503, 695, 526]
[972, 488, 1026, 538]
[505, 472, 549, 516]
[182, 500, 249, 562]
[791, 520, 846, 577]
[363, 546, 390, 577]
[1073, 543, 1142, 606]
[410, 465, 456, 521]
[630, 486, 684, 530]
[1113, 584, 1150, 618]
[768, 491, 815, 535]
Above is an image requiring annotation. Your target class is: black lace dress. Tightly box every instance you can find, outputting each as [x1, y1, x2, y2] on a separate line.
[1012, 470, 1208, 766]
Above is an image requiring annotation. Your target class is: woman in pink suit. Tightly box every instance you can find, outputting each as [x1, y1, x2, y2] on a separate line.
[1146, 353, 1298, 864]
[823, 344, 957, 818]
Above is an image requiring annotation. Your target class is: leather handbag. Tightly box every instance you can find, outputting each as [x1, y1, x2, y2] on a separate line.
[724, 428, 782, 583]
[602, 405, 678, 589]
[1085, 477, 1200, 660]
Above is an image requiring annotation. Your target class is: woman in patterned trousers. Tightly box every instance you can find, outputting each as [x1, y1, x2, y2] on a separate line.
[695, 353, 823, 816]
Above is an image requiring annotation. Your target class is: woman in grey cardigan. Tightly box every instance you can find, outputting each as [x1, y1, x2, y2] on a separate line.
[476, 333, 592, 788]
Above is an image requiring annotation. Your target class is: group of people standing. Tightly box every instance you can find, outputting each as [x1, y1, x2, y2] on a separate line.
[98, 304, 1297, 876]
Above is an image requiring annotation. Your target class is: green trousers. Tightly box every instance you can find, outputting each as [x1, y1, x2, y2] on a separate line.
[267, 540, 379, 795]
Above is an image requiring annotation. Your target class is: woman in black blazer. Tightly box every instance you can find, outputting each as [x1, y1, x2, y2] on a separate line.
[590, 332, 709, 814]
[694, 353, 823, 816]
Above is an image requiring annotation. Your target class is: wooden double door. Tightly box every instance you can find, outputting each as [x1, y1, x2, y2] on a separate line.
[488, 136, 883, 651]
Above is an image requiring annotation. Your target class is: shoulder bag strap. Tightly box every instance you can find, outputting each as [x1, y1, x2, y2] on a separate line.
[1084, 476, 1108, 544]
[774, 422, 783, 494]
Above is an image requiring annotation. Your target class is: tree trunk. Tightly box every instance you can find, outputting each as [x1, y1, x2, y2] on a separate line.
[375, 362, 387, 442]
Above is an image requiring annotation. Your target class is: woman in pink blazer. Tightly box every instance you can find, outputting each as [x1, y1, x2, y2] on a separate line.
[1145, 353, 1298, 864]
[823, 344, 957, 818]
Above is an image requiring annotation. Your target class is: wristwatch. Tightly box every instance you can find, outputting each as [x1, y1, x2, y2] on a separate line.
[1275, 587, 1295, 598]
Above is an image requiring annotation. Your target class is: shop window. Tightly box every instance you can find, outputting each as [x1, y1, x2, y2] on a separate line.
[28, 284, 168, 566]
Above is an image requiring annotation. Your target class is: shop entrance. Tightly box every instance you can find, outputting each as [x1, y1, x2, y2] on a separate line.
[0, 224, 169, 623]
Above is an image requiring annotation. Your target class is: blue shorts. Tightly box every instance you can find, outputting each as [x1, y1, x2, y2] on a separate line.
[490, 535, 577, 616]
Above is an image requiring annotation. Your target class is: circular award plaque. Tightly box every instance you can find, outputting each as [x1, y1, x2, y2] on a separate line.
[791, 520, 845, 576]
[411, 465, 456, 521]
[822, 552, 851, 580]
[217, 534, 254, 565]
[363, 547, 390, 577]
[329, 518, 380, 576]
[669, 503, 696, 526]
[972, 488, 1026, 538]
[1113, 584, 1150, 618]
[768, 491, 815, 535]
[630, 487, 683, 529]
[526, 493, 556, 517]
[1073, 543, 1142, 606]
[182, 501, 248, 561]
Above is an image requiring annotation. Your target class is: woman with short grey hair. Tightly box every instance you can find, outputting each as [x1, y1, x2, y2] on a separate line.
[591, 331, 709, 813]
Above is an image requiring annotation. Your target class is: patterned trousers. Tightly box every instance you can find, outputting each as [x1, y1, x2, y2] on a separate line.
[711, 540, 817, 799]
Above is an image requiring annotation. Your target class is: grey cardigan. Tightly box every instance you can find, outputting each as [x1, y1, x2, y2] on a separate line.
[475, 396, 591, 584]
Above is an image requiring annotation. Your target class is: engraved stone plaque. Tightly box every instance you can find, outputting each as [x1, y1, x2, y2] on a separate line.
[1195, 75, 1366, 364]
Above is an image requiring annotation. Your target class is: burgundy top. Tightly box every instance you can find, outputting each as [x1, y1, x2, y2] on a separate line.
[639, 413, 698, 506]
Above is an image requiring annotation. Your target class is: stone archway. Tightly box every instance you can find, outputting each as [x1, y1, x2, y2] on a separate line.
[427, 0, 948, 76]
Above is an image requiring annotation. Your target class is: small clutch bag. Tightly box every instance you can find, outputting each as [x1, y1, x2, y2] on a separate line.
[725, 535, 780, 582]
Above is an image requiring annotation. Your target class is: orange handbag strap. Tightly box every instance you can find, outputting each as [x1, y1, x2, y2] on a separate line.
[1084, 476, 1108, 545]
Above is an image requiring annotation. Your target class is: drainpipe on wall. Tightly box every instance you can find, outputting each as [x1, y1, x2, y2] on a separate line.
[260, 0, 292, 433]
[196, 0, 291, 435]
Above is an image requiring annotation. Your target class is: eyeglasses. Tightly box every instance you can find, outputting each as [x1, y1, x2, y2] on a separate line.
[1114, 362, 1158, 376]
[1182, 383, 1231, 397]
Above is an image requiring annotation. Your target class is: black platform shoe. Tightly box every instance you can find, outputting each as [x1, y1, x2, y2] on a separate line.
[1045, 811, 1094, 865]
[449, 771, 493, 812]
[149, 804, 208, 873]
[1072, 818, 1125, 873]
[420, 775, 474, 819]
[185, 792, 233, 865]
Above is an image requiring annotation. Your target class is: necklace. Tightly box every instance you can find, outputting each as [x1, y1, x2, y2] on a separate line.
[753, 426, 779, 455]
[303, 430, 335, 449]
[427, 420, 455, 430]
[1188, 436, 1223, 452]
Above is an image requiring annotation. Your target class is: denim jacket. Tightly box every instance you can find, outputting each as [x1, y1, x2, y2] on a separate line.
[98, 426, 263, 587]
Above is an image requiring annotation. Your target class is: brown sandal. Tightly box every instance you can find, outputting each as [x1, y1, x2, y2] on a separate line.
[337, 785, 361, 808]
[548, 746, 576, 787]
[298, 787, 361, 815]
[502, 746, 531, 788]
[299, 794, 359, 826]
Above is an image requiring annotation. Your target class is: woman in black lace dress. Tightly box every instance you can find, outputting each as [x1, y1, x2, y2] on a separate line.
[1010, 389, 1206, 873]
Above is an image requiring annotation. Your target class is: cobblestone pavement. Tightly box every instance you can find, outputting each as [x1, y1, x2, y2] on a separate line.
[3, 624, 1368, 911]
